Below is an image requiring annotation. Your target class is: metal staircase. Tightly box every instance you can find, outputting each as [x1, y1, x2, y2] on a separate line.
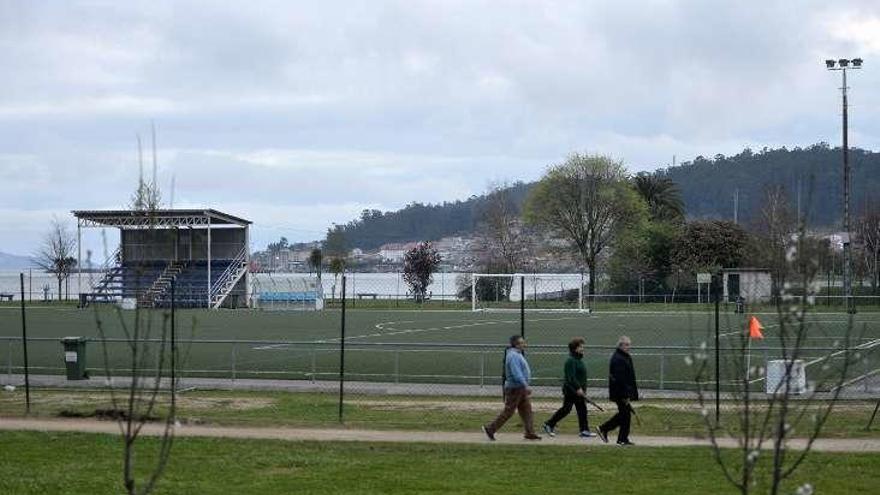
[210, 248, 248, 309]
[89, 248, 123, 302]
[138, 261, 185, 308]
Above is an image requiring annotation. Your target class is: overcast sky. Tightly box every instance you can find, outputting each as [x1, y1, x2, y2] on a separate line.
[2, 1, 879, 256]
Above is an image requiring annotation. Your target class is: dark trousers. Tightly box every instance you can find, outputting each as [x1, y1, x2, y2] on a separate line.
[600, 400, 631, 442]
[545, 391, 588, 432]
[486, 387, 535, 436]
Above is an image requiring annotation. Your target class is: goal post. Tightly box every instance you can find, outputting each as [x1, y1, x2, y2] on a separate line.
[470, 273, 589, 312]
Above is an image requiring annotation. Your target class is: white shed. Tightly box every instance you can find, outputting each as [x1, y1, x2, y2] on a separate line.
[723, 268, 772, 303]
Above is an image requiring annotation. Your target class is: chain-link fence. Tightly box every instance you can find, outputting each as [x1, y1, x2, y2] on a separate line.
[4, 270, 880, 309]
[2, 273, 880, 437]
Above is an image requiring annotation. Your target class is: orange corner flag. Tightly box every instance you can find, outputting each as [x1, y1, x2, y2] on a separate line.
[748, 316, 764, 340]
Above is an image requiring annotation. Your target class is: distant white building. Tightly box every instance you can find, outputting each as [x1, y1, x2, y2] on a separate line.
[723, 268, 772, 303]
[378, 242, 420, 263]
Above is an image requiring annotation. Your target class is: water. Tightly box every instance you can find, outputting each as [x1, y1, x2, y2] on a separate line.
[0, 270, 584, 301]
[253, 272, 467, 299]
[0, 270, 90, 300]
[0, 270, 469, 300]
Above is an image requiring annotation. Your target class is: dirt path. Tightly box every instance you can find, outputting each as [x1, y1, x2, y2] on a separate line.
[2, 418, 880, 452]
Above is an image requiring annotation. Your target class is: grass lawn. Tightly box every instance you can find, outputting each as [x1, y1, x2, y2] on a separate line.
[2, 389, 878, 439]
[1, 430, 878, 494]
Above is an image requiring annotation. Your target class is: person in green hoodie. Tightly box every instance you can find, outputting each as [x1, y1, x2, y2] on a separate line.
[543, 337, 595, 438]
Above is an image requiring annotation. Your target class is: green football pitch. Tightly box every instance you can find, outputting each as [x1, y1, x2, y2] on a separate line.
[2, 306, 879, 391]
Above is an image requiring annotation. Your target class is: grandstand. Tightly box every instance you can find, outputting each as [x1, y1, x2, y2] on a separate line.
[73, 209, 251, 309]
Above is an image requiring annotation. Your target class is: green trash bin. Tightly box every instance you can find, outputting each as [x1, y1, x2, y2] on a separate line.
[61, 337, 89, 380]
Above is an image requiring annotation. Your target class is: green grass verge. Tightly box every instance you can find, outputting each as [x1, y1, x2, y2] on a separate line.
[1, 431, 878, 494]
[2, 389, 878, 439]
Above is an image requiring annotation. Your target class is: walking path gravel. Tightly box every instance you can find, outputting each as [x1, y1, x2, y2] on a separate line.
[2, 418, 880, 452]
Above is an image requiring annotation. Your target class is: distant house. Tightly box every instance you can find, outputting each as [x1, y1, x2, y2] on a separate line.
[378, 242, 420, 263]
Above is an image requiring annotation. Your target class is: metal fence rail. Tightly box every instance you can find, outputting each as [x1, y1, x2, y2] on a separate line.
[3, 337, 876, 395]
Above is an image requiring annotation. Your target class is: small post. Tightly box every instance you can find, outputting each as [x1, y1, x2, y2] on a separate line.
[338, 275, 347, 423]
[714, 272, 721, 423]
[310, 349, 316, 383]
[479, 352, 485, 388]
[520, 276, 525, 339]
[171, 277, 176, 397]
[868, 400, 880, 430]
[659, 350, 665, 390]
[6, 340, 11, 382]
[231, 343, 237, 381]
[20, 273, 30, 413]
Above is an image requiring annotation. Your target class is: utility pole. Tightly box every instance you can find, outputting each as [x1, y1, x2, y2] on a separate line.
[826, 58, 863, 314]
[734, 188, 739, 225]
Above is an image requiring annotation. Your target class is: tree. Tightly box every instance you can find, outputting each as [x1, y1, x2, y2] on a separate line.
[525, 153, 642, 298]
[608, 219, 681, 295]
[266, 237, 290, 253]
[95, 305, 181, 495]
[471, 182, 533, 300]
[671, 220, 751, 275]
[308, 248, 323, 278]
[476, 182, 532, 274]
[324, 225, 349, 259]
[329, 257, 346, 301]
[751, 187, 797, 296]
[34, 217, 77, 301]
[130, 133, 162, 212]
[856, 204, 880, 295]
[403, 242, 441, 303]
[93, 201, 181, 495]
[688, 222, 860, 495]
[633, 173, 685, 223]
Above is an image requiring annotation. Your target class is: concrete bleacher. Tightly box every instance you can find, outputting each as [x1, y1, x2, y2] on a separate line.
[73, 209, 252, 309]
[92, 260, 241, 308]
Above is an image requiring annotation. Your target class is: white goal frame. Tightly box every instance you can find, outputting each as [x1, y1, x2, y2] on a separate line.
[470, 273, 589, 312]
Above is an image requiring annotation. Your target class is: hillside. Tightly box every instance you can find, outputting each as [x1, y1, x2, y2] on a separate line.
[0, 252, 34, 270]
[659, 144, 880, 226]
[332, 145, 880, 249]
[334, 182, 531, 251]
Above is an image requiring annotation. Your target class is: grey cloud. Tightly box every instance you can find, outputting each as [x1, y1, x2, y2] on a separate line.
[1, 0, 880, 254]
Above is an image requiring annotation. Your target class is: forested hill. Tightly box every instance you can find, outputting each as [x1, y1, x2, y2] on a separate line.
[333, 145, 880, 249]
[659, 144, 880, 226]
[333, 182, 531, 251]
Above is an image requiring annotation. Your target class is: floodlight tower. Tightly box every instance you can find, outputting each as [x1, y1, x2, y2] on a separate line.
[825, 57, 863, 314]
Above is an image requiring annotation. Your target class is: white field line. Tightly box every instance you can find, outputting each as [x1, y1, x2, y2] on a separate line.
[832, 368, 880, 391]
[803, 337, 880, 367]
[748, 336, 880, 385]
[718, 324, 781, 339]
[251, 315, 583, 350]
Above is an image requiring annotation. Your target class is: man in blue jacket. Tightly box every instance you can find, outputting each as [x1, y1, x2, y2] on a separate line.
[482, 335, 541, 441]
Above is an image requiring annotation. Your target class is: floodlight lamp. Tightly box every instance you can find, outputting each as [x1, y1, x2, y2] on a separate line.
[838, 58, 850, 67]
[852, 58, 863, 68]
[825, 59, 836, 69]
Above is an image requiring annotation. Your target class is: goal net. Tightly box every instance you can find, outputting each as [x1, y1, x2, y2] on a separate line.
[470, 273, 588, 312]
[252, 274, 324, 311]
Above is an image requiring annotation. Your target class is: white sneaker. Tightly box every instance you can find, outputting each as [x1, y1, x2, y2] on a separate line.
[542, 423, 557, 437]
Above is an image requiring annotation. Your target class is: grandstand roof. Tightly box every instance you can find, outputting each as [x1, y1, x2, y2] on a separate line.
[72, 209, 251, 228]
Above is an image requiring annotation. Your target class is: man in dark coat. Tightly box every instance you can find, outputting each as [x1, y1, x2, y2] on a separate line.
[596, 335, 638, 446]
